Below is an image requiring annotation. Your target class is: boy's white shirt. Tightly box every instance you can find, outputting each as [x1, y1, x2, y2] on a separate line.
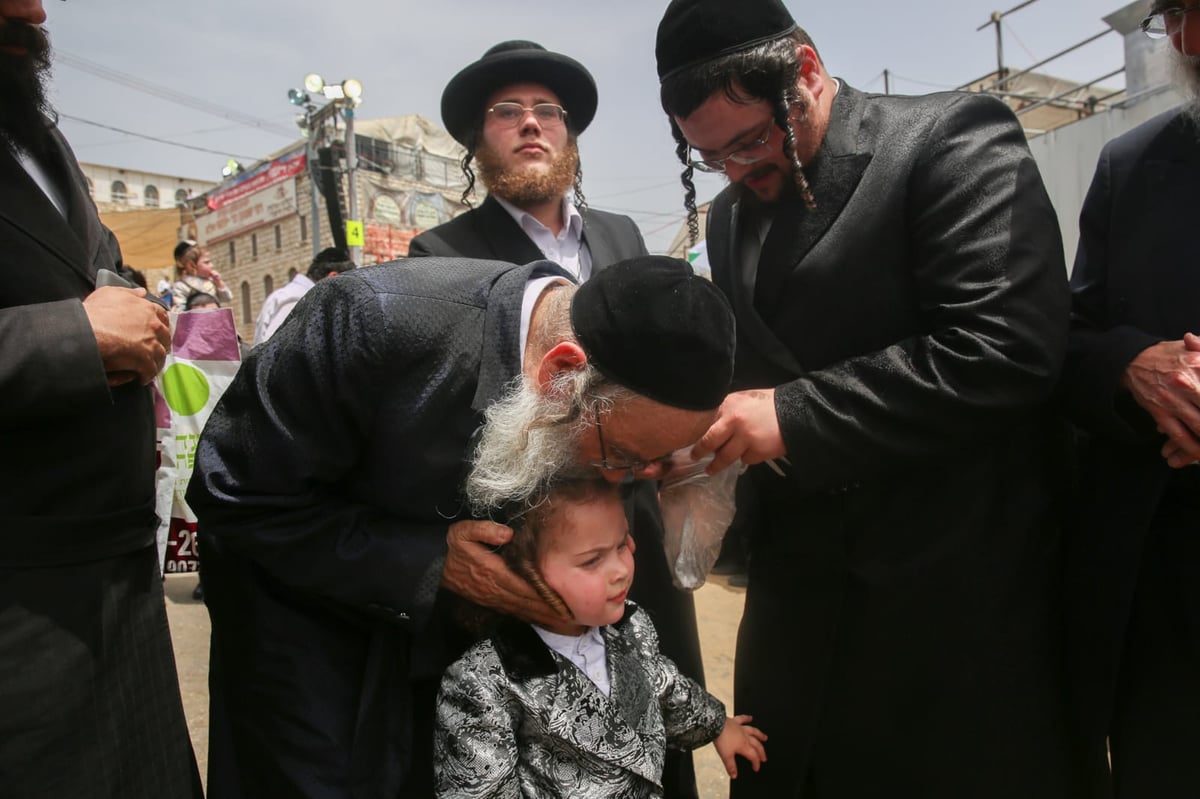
[532, 624, 611, 696]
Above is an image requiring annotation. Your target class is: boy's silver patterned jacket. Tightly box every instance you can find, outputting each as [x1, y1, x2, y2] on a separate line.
[434, 604, 725, 798]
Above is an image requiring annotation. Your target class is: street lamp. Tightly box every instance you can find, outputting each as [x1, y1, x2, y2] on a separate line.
[287, 72, 365, 265]
[288, 86, 322, 260]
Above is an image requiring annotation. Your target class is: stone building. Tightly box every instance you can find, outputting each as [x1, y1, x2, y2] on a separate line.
[187, 114, 472, 343]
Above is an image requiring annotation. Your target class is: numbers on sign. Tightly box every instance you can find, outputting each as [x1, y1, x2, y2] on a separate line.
[176, 530, 197, 558]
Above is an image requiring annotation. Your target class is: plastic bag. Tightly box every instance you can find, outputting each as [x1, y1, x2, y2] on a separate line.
[658, 449, 744, 590]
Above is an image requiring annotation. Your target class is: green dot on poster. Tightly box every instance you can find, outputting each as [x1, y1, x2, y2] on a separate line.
[160, 363, 211, 416]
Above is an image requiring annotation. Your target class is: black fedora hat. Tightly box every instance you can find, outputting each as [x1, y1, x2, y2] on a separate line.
[441, 40, 598, 147]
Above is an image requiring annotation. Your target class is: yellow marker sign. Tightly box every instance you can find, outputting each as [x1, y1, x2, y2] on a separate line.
[346, 220, 364, 247]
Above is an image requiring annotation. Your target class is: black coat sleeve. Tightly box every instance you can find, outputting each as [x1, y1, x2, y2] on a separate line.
[1059, 142, 1163, 443]
[775, 95, 1069, 487]
[186, 276, 450, 628]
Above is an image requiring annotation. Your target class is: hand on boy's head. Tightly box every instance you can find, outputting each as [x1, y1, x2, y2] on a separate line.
[442, 520, 568, 629]
[714, 714, 767, 779]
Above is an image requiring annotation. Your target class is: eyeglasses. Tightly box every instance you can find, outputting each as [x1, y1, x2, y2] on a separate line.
[589, 403, 674, 473]
[1141, 5, 1200, 38]
[487, 102, 568, 128]
[688, 120, 775, 174]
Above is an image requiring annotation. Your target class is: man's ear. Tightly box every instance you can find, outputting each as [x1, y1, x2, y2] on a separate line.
[535, 341, 587, 390]
[796, 43, 824, 98]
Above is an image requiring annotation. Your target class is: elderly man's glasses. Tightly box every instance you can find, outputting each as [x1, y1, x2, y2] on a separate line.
[487, 102, 568, 128]
[688, 121, 775, 174]
[1141, 4, 1200, 38]
[589, 404, 673, 473]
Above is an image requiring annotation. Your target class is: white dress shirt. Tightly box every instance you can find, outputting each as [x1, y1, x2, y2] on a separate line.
[533, 624, 611, 696]
[494, 194, 592, 282]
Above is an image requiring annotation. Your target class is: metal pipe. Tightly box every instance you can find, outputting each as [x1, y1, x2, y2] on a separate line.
[976, 29, 1115, 93]
[1015, 67, 1126, 116]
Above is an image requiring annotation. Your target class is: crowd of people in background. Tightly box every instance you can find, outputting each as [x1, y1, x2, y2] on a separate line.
[3, 0, 1198, 797]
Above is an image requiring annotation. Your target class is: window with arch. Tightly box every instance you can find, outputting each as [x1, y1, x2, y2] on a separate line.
[251, 233, 258, 260]
[174, 188, 189, 206]
[110, 180, 128, 204]
[274, 224, 282, 251]
[264, 275, 274, 297]
[240, 281, 251, 324]
[143, 185, 160, 208]
[287, 267, 298, 280]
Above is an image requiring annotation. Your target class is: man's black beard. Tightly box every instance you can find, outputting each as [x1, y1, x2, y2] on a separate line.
[0, 22, 53, 158]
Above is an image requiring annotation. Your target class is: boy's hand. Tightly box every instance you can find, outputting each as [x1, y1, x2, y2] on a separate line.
[713, 714, 767, 779]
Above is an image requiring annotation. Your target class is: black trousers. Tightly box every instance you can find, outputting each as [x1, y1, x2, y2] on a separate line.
[1110, 493, 1200, 798]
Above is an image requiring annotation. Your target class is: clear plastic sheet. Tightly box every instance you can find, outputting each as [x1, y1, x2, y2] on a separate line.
[658, 449, 744, 590]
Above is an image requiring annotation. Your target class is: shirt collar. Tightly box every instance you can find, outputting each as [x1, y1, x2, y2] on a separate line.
[493, 193, 584, 242]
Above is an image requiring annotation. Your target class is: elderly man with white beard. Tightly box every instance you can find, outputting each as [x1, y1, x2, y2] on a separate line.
[1061, 3, 1200, 796]
[186, 255, 735, 798]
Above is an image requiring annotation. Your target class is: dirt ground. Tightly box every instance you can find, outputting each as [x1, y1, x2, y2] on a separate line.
[164, 572, 748, 798]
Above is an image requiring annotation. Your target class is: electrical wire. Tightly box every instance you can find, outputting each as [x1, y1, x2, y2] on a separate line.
[56, 49, 296, 139]
[59, 113, 262, 161]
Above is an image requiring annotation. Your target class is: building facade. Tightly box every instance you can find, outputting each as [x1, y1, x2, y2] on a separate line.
[79, 162, 216, 213]
[187, 114, 474, 343]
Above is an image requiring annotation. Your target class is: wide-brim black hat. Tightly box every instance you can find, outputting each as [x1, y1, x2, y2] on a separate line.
[441, 40, 598, 147]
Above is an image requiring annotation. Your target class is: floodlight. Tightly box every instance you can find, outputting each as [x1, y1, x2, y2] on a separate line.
[303, 73, 325, 94]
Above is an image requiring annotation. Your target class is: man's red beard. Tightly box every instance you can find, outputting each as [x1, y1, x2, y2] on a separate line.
[475, 137, 580, 207]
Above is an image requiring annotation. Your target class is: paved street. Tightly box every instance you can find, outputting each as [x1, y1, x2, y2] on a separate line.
[164, 572, 748, 798]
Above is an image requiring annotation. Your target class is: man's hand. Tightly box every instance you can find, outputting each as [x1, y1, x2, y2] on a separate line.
[441, 520, 568, 628]
[1122, 333, 1200, 468]
[713, 714, 768, 779]
[82, 286, 170, 387]
[692, 389, 786, 475]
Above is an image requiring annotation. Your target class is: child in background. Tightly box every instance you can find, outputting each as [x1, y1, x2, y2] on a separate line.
[171, 243, 231, 312]
[435, 479, 766, 798]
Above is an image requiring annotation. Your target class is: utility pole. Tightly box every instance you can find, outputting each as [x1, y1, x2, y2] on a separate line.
[976, 0, 1042, 92]
[343, 105, 360, 267]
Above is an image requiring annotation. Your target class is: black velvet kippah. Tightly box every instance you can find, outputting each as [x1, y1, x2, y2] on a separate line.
[656, 0, 798, 82]
[571, 256, 734, 411]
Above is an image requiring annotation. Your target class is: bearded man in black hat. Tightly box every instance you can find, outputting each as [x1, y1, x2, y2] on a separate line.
[0, 1, 203, 796]
[410, 40, 709, 799]
[410, 40, 647, 279]
[654, 1, 1091, 798]
[187, 254, 735, 797]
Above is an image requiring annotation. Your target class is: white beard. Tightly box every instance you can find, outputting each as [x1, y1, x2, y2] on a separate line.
[465, 375, 591, 515]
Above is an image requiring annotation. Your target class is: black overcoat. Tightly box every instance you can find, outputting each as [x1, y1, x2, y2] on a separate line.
[705, 83, 1088, 798]
[189, 258, 582, 798]
[1059, 107, 1200, 791]
[0, 126, 201, 797]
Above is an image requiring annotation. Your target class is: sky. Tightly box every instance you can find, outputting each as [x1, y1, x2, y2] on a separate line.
[44, 0, 1132, 253]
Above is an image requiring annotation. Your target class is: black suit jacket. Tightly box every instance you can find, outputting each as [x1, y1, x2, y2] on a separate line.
[707, 84, 1084, 798]
[409, 194, 647, 266]
[0, 129, 158, 561]
[0, 127, 201, 796]
[1059, 107, 1200, 769]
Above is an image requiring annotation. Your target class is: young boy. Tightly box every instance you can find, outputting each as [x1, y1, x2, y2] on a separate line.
[435, 479, 766, 798]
